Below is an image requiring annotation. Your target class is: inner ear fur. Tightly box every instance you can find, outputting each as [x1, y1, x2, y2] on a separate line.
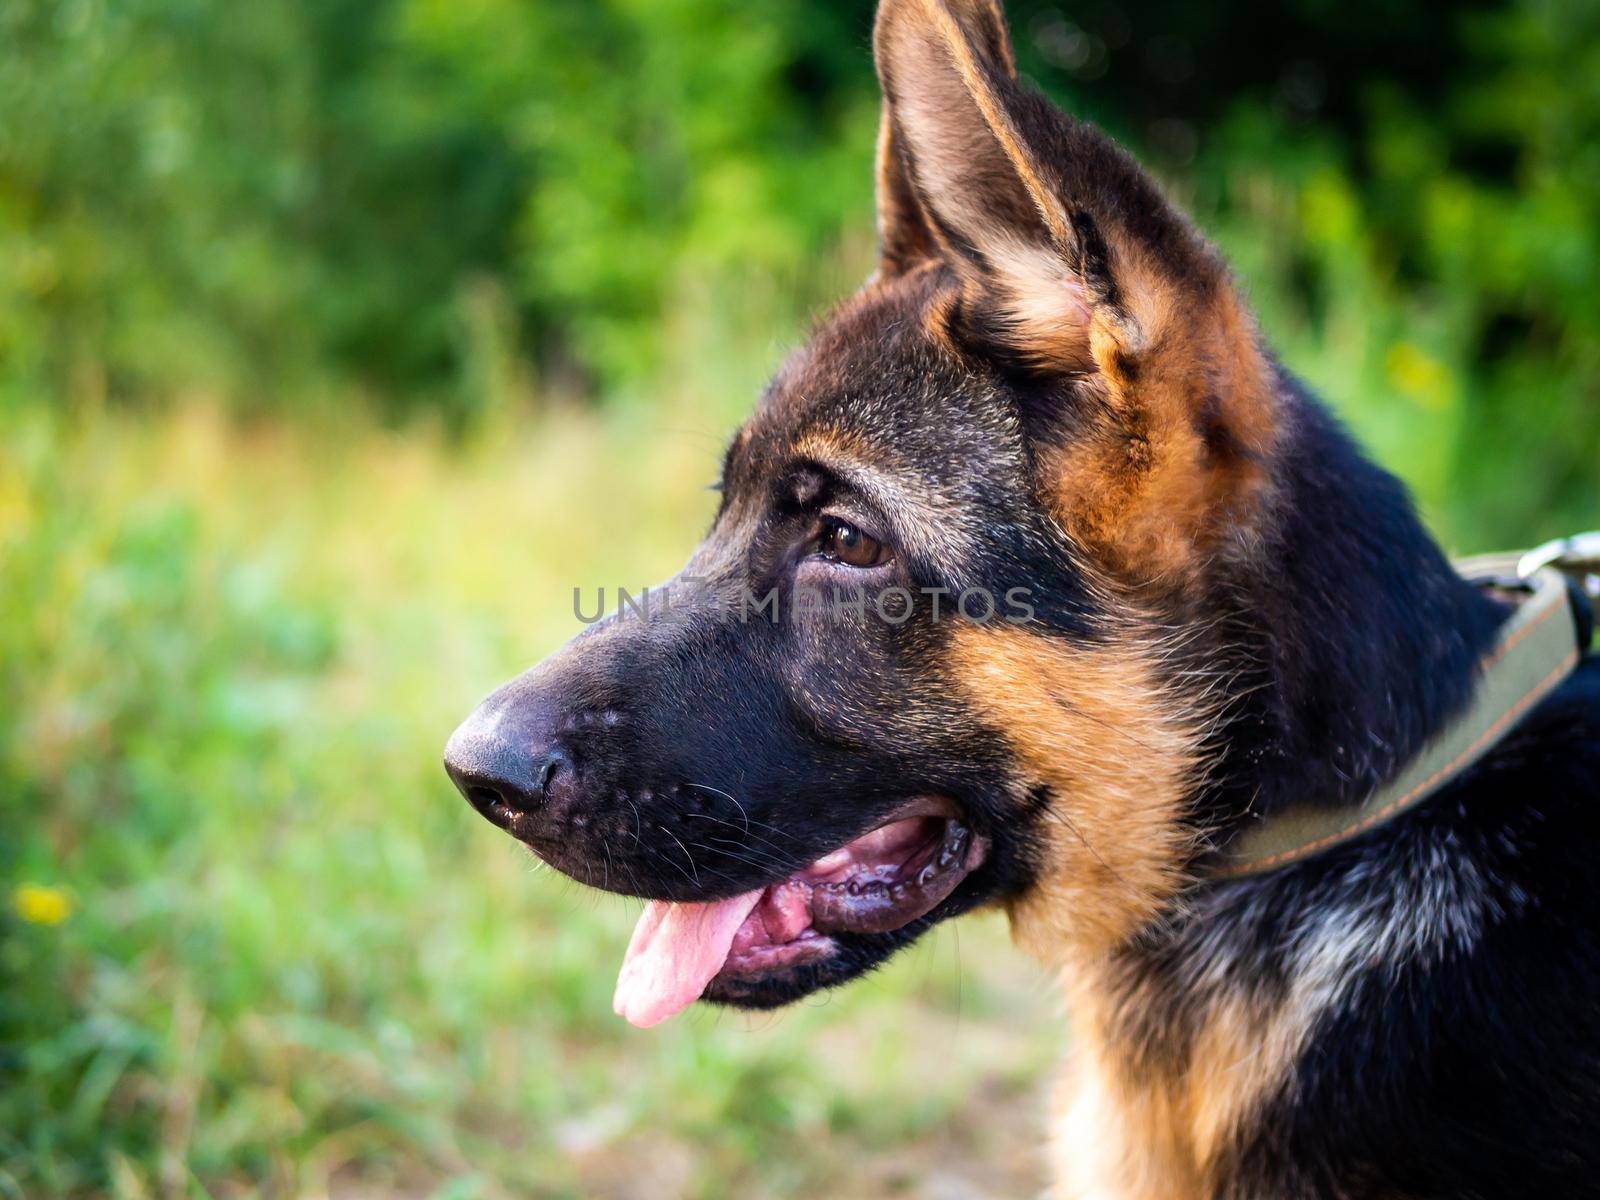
[872, 0, 1279, 584]
[872, 0, 1022, 279]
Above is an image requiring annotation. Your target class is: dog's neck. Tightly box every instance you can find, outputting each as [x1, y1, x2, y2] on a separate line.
[1202, 371, 1506, 835]
[1044, 383, 1514, 1195]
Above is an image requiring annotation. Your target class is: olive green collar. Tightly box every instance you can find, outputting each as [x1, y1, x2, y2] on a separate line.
[1214, 537, 1598, 880]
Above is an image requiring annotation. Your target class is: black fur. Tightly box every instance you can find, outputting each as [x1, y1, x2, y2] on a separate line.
[1198, 369, 1508, 834]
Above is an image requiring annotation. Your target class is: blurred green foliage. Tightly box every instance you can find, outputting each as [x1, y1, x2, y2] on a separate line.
[1, 2, 1598, 1195]
[0, 0, 875, 415]
[1, 0, 1595, 540]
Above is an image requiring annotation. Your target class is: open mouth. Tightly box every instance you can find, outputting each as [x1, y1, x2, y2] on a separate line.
[613, 798, 988, 1027]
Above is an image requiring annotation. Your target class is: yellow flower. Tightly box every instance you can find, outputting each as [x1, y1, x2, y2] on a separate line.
[13, 884, 73, 926]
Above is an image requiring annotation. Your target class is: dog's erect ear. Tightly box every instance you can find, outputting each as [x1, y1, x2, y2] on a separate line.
[873, 0, 1279, 583]
[872, 0, 1015, 279]
[872, 0, 1055, 286]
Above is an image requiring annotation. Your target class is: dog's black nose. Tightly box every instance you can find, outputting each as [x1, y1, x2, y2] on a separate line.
[443, 727, 570, 824]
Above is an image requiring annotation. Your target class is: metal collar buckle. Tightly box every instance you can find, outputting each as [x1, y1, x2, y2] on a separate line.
[1519, 531, 1600, 600]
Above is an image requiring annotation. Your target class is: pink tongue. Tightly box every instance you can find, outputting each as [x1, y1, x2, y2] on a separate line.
[613, 890, 764, 1028]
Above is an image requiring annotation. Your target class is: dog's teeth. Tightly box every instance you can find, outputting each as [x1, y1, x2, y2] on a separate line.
[917, 864, 936, 886]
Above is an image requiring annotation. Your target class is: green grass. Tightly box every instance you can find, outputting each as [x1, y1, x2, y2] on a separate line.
[0, 398, 1061, 1199]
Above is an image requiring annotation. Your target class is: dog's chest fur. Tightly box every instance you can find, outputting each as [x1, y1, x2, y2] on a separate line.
[1029, 662, 1600, 1200]
[1047, 843, 1501, 1198]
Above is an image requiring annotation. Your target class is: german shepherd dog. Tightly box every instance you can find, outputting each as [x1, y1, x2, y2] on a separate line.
[444, 1, 1600, 1195]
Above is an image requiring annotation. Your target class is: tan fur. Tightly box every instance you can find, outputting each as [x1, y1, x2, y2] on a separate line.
[946, 619, 1308, 1196]
[914, 0, 1074, 246]
[946, 621, 1205, 952]
[1045, 967, 1308, 1199]
[944, 621, 1230, 1195]
[1047, 283, 1279, 587]
[976, 231, 1096, 371]
[875, 0, 1073, 253]
[1052, 1036, 1205, 1200]
[1183, 994, 1292, 1168]
[788, 426, 882, 473]
[920, 279, 963, 358]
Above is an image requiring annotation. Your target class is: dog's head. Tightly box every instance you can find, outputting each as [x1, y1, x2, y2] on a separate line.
[445, 0, 1280, 1025]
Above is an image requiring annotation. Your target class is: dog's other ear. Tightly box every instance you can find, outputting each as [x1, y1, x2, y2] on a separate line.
[873, 0, 1279, 583]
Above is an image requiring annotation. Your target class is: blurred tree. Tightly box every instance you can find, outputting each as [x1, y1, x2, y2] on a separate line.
[0, 0, 1595, 536]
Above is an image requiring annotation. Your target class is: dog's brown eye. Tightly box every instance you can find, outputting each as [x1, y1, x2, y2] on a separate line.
[823, 521, 889, 568]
